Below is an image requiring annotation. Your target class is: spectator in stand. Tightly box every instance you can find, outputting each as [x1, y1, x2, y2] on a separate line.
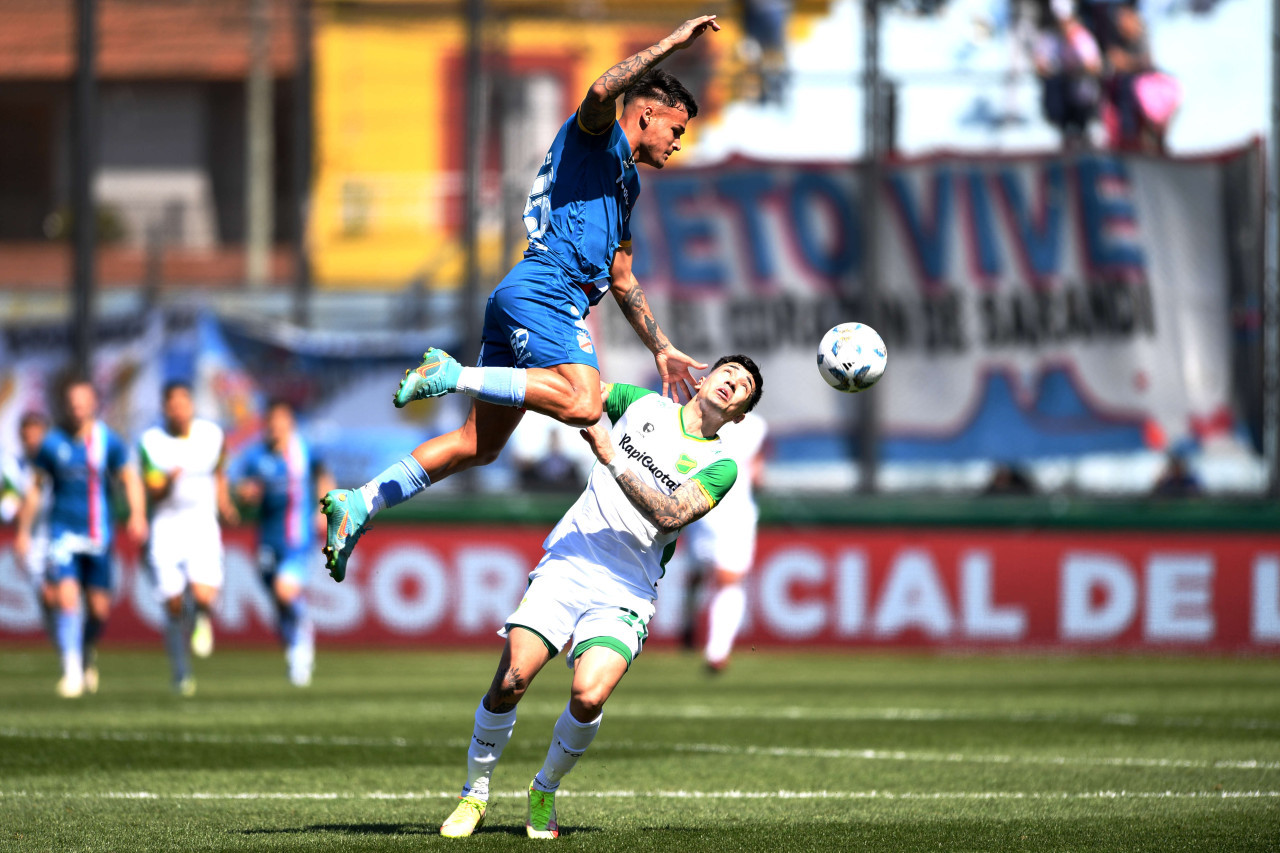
[1102, 5, 1179, 152]
[1032, 0, 1103, 148]
[1151, 451, 1202, 498]
[736, 0, 792, 105]
[984, 462, 1036, 495]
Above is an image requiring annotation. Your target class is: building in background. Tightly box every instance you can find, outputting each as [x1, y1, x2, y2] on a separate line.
[0, 0, 302, 288]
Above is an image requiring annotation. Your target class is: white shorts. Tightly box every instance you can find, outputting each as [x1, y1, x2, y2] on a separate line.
[502, 554, 656, 668]
[683, 513, 757, 576]
[147, 520, 224, 602]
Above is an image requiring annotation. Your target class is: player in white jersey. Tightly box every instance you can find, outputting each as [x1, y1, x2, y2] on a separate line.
[138, 382, 237, 696]
[435, 354, 762, 839]
[681, 411, 768, 671]
[2, 412, 54, 641]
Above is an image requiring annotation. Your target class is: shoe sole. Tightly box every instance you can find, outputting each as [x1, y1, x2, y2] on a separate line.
[319, 493, 357, 582]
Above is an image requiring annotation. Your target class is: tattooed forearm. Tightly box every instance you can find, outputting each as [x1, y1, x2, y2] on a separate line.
[613, 277, 670, 353]
[580, 44, 670, 130]
[614, 474, 711, 534]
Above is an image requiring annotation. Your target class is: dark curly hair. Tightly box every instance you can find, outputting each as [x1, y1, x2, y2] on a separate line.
[622, 69, 699, 119]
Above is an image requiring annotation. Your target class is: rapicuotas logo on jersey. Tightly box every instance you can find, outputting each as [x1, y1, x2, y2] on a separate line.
[618, 433, 680, 492]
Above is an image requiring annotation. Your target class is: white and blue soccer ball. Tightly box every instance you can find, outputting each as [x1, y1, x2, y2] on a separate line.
[817, 322, 887, 393]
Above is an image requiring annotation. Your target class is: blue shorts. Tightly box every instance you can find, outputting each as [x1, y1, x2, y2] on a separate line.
[479, 259, 601, 371]
[47, 533, 113, 590]
[257, 543, 313, 588]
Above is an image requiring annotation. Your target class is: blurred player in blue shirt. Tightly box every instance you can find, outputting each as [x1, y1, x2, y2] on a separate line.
[15, 379, 147, 698]
[322, 15, 722, 582]
[232, 399, 332, 686]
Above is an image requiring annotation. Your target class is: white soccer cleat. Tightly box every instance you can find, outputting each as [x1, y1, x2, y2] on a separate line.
[191, 612, 214, 658]
[82, 664, 99, 695]
[56, 675, 84, 699]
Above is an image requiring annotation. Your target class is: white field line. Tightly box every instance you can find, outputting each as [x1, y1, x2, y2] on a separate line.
[2, 726, 1276, 772]
[610, 704, 1280, 731]
[1, 789, 1278, 802]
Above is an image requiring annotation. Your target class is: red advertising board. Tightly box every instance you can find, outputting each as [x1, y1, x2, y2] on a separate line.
[2, 527, 1278, 651]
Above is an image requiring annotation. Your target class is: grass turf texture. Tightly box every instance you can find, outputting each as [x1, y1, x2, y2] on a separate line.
[1, 648, 1277, 852]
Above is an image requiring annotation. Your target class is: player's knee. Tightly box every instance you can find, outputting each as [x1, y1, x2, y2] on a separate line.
[559, 394, 602, 428]
[569, 685, 611, 720]
[165, 597, 185, 618]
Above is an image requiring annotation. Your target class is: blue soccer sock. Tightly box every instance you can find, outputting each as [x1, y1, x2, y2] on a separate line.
[277, 595, 308, 649]
[455, 366, 527, 408]
[165, 607, 191, 684]
[359, 456, 431, 516]
[56, 609, 83, 679]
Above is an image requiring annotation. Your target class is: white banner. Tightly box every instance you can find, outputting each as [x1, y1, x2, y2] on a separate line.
[596, 148, 1259, 463]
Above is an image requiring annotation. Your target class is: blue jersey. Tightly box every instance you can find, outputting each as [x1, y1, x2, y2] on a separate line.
[32, 422, 129, 549]
[233, 435, 320, 554]
[521, 112, 640, 302]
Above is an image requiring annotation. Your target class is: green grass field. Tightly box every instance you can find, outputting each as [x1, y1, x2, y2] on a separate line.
[2, 646, 1278, 852]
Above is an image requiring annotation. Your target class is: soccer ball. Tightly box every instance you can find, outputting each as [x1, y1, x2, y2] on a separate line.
[817, 323, 887, 393]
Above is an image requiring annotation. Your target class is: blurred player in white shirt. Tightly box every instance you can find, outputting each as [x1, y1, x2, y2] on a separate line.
[2, 411, 53, 640]
[138, 382, 237, 696]
[681, 411, 767, 672]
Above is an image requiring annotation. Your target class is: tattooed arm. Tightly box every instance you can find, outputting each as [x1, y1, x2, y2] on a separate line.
[610, 243, 706, 402]
[579, 423, 714, 534]
[578, 15, 720, 134]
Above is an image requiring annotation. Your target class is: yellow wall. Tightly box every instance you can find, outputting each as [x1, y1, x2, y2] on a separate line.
[310, 3, 739, 288]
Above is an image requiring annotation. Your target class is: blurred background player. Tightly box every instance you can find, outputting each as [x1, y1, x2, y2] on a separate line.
[138, 381, 238, 696]
[232, 399, 333, 687]
[14, 379, 147, 698]
[680, 410, 768, 672]
[1, 411, 55, 643]
[436, 355, 762, 839]
[320, 15, 723, 581]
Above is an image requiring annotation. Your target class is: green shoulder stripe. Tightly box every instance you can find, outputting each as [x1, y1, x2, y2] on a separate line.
[137, 440, 159, 476]
[690, 458, 738, 506]
[603, 382, 656, 424]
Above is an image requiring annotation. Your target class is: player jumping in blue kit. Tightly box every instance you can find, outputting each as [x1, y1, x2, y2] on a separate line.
[15, 379, 148, 698]
[321, 14, 722, 581]
[233, 400, 334, 686]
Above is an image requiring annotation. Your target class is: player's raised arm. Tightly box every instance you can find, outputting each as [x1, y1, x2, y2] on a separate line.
[609, 244, 707, 402]
[578, 15, 720, 134]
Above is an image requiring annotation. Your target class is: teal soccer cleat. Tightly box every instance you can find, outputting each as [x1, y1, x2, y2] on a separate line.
[320, 489, 369, 582]
[394, 348, 462, 408]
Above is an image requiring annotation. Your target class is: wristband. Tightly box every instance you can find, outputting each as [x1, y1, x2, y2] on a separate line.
[605, 458, 627, 479]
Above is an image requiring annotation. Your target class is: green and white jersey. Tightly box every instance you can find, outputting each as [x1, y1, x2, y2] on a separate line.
[137, 419, 225, 528]
[541, 383, 739, 599]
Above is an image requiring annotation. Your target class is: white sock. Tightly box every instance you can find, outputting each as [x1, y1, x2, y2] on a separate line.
[62, 649, 84, 683]
[533, 702, 602, 793]
[462, 699, 517, 801]
[705, 584, 746, 666]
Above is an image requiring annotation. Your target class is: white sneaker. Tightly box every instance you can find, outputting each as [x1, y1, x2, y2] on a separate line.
[56, 675, 84, 698]
[191, 612, 214, 659]
[82, 663, 99, 695]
